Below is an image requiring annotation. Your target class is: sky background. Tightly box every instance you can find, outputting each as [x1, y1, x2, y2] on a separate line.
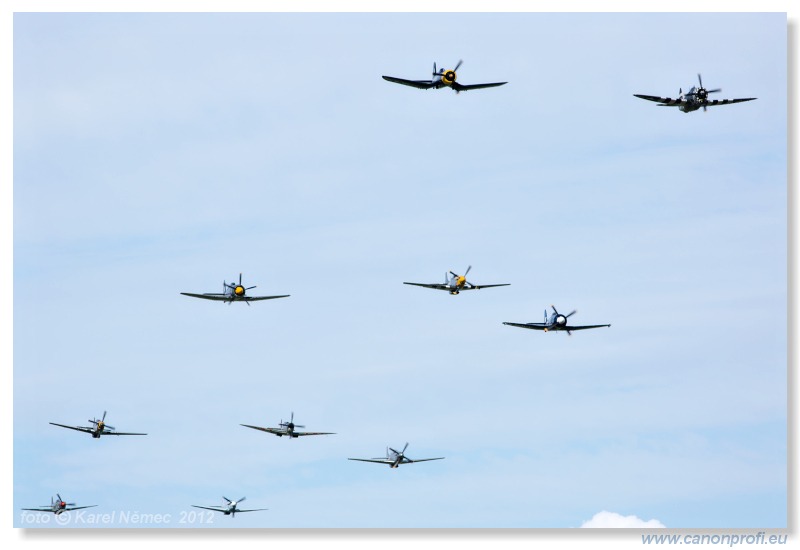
[11, 11, 787, 530]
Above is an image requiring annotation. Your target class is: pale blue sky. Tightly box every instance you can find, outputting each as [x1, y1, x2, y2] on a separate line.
[12, 11, 787, 530]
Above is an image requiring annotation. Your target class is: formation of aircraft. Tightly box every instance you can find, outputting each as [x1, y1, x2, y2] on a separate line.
[503, 305, 611, 335]
[404, 266, 510, 295]
[382, 60, 507, 93]
[181, 273, 289, 305]
[49, 411, 147, 439]
[241, 412, 335, 438]
[22, 494, 97, 515]
[191, 496, 267, 517]
[348, 443, 444, 468]
[634, 74, 756, 113]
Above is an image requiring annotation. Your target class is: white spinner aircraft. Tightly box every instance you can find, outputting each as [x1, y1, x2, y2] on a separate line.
[404, 265, 510, 295]
[634, 74, 756, 113]
[240, 412, 335, 438]
[22, 494, 97, 515]
[348, 443, 444, 468]
[191, 496, 267, 517]
[181, 273, 289, 305]
[50, 411, 147, 439]
[504, 305, 610, 335]
[382, 60, 507, 93]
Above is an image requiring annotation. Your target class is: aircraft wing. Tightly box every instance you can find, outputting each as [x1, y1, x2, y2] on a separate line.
[65, 505, 98, 511]
[703, 97, 757, 107]
[565, 324, 611, 331]
[191, 505, 227, 513]
[382, 75, 436, 89]
[462, 283, 511, 290]
[180, 292, 229, 301]
[633, 94, 685, 106]
[240, 424, 285, 436]
[295, 431, 336, 437]
[403, 282, 450, 291]
[347, 458, 394, 465]
[502, 322, 548, 330]
[234, 508, 269, 513]
[451, 81, 507, 91]
[103, 431, 147, 436]
[49, 423, 93, 434]
[22, 507, 56, 512]
[406, 457, 445, 463]
[243, 295, 290, 301]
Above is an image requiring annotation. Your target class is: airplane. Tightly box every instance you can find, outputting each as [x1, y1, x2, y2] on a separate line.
[404, 265, 510, 295]
[503, 305, 610, 335]
[22, 494, 97, 515]
[240, 412, 335, 438]
[382, 60, 507, 93]
[634, 74, 756, 112]
[50, 411, 147, 439]
[181, 273, 289, 305]
[348, 443, 444, 468]
[191, 496, 267, 517]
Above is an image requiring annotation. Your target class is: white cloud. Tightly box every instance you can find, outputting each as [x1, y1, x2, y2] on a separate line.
[580, 511, 666, 528]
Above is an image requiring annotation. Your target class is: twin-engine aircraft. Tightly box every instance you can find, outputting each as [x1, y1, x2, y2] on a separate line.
[348, 443, 444, 468]
[382, 60, 507, 93]
[191, 496, 267, 517]
[240, 412, 335, 438]
[404, 265, 510, 295]
[504, 305, 610, 335]
[49, 411, 147, 439]
[181, 273, 289, 305]
[634, 74, 756, 113]
[22, 494, 97, 515]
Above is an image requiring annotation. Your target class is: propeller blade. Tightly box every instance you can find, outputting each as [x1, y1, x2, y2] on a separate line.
[239, 273, 243, 285]
[237, 497, 246, 504]
[697, 73, 703, 88]
[402, 442, 409, 454]
[223, 496, 232, 503]
[464, 265, 472, 276]
[551, 305, 559, 315]
[245, 285, 256, 290]
[703, 104, 707, 112]
[706, 88, 721, 94]
[565, 310, 577, 318]
[453, 59, 463, 72]
[106, 425, 115, 431]
[567, 330, 573, 336]
[295, 424, 305, 429]
[102, 411, 107, 421]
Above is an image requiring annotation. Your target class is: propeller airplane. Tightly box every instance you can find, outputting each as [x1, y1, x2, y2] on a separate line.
[181, 273, 289, 305]
[241, 412, 335, 438]
[191, 496, 267, 517]
[382, 60, 507, 93]
[504, 305, 610, 335]
[348, 443, 444, 468]
[22, 494, 97, 515]
[404, 265, 510, 295]
[50, 411, 147, 439]
[634, 74, 756, 112]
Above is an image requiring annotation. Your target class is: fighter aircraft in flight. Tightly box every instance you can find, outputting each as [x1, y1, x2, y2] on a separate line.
[382, 60, 506, 93]
[181, 273, 289, 305]
[503, 305, 610, 335]
[22, 494, 97, 515]
[240, 412, 335, 438]
[634, 74, 756, 112]
[50, 411, 147, 439]
[191, 496, 267, 517]
[404, 265, 510, 295]
[348, 443, 444, 468]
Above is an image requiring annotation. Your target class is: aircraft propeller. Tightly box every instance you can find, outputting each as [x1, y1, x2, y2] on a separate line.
[696, 73, 721, 111]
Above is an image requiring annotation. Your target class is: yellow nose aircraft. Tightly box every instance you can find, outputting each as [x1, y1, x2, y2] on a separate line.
[404, 265, 510, 295]
[181, 273, 290, 305]
[382, 60, 507, 93]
